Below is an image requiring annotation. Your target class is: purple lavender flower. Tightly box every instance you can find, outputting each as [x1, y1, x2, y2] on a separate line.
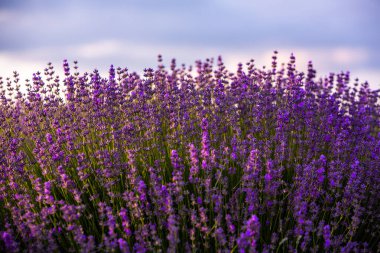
[200, 117, 210, 171]
[237, 215, 260, 253]
[188, 143, 199, 183]
[1, 232, 18, 253]
[167, 214, 179, 253]
[43, 181, 54, 204]
[0, 53, 378, 252]
[119, 208, 132, 237]
[118, 238, 130, 253]
[323, 225, 331, 250]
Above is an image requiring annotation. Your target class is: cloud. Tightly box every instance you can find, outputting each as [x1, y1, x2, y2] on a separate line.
[0, 52, 44, 74]
[2, 0, 379, 51]
[330, 48, 369, 65]
[349, 69, 380, 88]
[1, 40, 378, 89]
[0, 9, 15, 23]
[1, 1, 379, 92]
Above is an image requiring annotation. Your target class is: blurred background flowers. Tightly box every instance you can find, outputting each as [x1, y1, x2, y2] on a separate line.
[0, 0, 379, 88]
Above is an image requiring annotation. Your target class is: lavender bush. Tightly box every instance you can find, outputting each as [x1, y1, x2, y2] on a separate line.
[0, 53, 379, 252]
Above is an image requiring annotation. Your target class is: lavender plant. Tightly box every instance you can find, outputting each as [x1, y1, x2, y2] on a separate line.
[0, 53, 379, 252]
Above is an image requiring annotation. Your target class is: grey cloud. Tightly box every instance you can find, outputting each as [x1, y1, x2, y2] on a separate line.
[0, 0, 379, 85]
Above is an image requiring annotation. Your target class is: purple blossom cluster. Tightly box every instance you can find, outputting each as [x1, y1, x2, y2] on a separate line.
[0, 53, 379, 252]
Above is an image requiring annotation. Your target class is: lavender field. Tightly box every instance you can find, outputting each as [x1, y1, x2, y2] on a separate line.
[0, 53, 379, 252]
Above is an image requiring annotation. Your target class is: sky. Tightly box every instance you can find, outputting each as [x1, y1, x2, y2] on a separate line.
[0, 0, 380, 89]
